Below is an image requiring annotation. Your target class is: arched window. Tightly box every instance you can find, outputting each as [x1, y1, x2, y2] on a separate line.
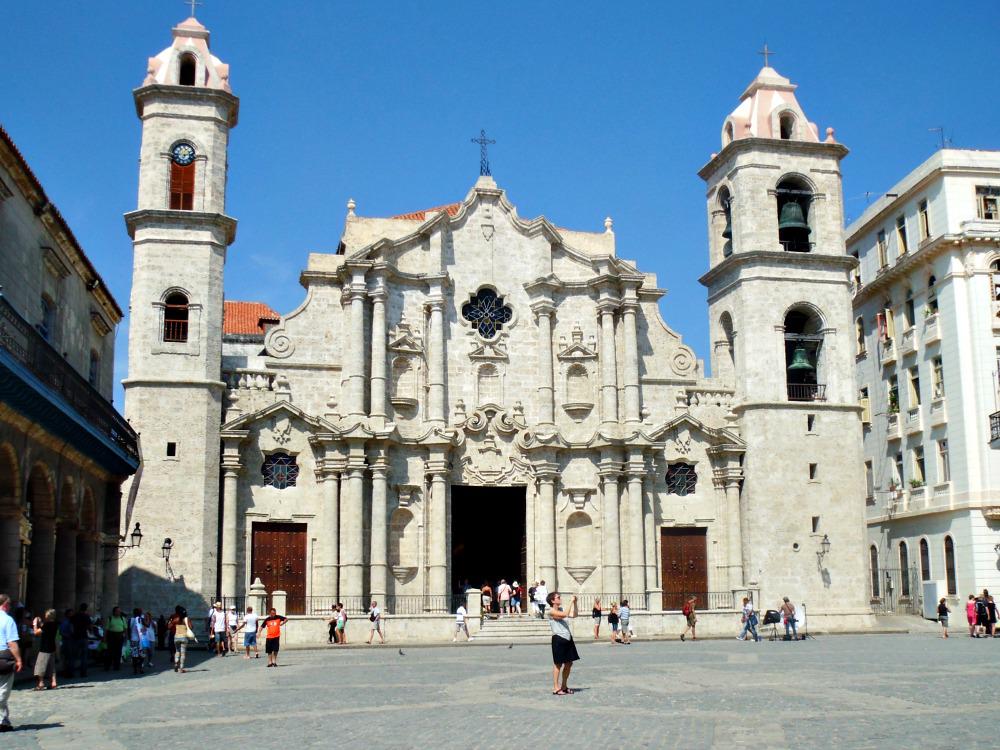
[720, 312, 735, 372]
[566, 364, 591, 404]
[477, 363, 501, 405]
[855, 316, 866, 356]
[262, 452, 299, 489]
[927, 275, 939, 315]
[779, 112, 796, 140]
[919, 538, 930, 581]
[869, 545, 880, 598]
[666, 463, 697, 496]
[776, 176, 812, 252]
[944, 536, 957, 596]
[88, 350, 100, 388]
[898, 541, 910, 597]
[784, 307, 824, 401]
[163, 292, 189, 342]
[718, 186, 733, 257]
[723, 121, 734, 146]
[179, 54, 196, 86]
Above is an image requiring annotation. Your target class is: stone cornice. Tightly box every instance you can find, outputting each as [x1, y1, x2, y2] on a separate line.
[699, 250, 856, 288]
[698, 137, 849, 180]
[133, 83, 240, 127]
[124, 209, 237, 246]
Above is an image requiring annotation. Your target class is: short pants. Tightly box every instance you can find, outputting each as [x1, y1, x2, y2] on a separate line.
[244, 632, 257, 647]
[265, 637, 280, 654]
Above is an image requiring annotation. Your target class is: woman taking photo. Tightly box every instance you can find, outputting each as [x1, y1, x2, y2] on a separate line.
[546, 591, 579, 696]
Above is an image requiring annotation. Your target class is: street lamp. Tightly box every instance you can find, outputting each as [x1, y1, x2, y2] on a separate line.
[103, 522, 143, 561]
[816, 534, 831, 564]
[161, 537, 173, 560]
[129, 522, 143, 549]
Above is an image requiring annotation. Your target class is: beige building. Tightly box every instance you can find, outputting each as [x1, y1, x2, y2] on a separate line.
[120, 17, 872, 632]
[0, 123, 138, 615]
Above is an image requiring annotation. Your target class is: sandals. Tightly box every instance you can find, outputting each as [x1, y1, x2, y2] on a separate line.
[552, 687, 575, 695]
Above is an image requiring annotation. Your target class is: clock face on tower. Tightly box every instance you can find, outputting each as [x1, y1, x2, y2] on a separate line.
[170, 142, 195, 166]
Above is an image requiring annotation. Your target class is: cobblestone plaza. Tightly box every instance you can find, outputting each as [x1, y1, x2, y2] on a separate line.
[3, 633, 995, 748]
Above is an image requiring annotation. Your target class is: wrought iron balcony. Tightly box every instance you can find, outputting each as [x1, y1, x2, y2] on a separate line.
[991, 411, 1000, 442]
[787, 383, 826, 402]
[0, 292, 138, 463]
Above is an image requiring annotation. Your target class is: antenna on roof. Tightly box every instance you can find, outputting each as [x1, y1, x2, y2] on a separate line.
[929, 127, 951, 150]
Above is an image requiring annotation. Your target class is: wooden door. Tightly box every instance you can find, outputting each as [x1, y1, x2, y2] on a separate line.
[661, 528, 708, 611]
[251, 522, 307, 614]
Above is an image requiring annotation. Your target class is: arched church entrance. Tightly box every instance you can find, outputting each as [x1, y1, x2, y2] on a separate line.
[450, 485, 526, 609]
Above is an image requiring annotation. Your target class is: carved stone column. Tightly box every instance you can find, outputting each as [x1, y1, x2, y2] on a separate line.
[101, 532, 118, 615]
[535, 461, 559, 585]
[625, 451, 646, 597]
[621, 291, 641, 424]
[340, 445, 367, 600]
[726, 472, 745, 589]
[0, 509, 22, 598]
[53, 520, 78, 610]
[426, 287, 446, 425]
[220, 464, 240, 599]
[597, 298, 620, 425]
[599, 452, 622, 595]
[531, 300, 557, 426]
[27, 518, 56, 610]
[344, 270, 368, 418]
[369, 449, 390, 601]
[320, 465, 341, 600]
[426, 453, 449, 600]
[369, 278, 388, 420]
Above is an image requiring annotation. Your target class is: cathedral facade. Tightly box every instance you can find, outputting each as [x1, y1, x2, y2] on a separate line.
[120, 17, 872, 630]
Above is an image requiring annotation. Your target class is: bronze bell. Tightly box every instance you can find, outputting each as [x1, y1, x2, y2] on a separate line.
[778, 201, 810, 233]
[788, 345, 814, 371]
[722, 214, 733, 240]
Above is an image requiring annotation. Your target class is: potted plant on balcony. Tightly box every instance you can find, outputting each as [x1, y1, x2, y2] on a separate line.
[909, 478, 926, 489]
[888, 396, 900, 415]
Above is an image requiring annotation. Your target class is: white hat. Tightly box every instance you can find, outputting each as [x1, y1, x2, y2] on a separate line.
[512, 580, 519, 587]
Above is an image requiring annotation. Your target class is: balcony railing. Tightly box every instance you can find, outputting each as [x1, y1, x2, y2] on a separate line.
[0, 292, 138, 461]
[787, 383, 826, 402]
[991, 411, 1000, 442]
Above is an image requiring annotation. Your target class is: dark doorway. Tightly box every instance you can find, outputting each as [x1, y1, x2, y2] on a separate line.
[451, 485, 526, 596]
[661, 527, 708, 611]
[251, 522, 307, 614]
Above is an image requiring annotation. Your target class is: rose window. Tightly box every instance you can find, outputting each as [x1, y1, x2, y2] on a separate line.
[461, 288, 512, 339]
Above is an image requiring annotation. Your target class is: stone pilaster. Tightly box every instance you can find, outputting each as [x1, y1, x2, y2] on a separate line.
[368, 448, 390, 601]
[75, 531, 100, 610]
[220, 433, 245, 599]
[598, 451, 622, 595]
[0, 509, 23, 599]
[621, 290, 641, 424]
[531, 300, 557, 426]
[597, 298, 620, 426]
[625, 451, 646, 597]
[340, 444, 367, 600]
[426, 452, 450, 599]
[534, 460, 559, 585]
[319, 463, 342, 600]
[343, 267, 368, 418]
[425, 283, 446, 424]
[725, 471, 745, 589]
[369, 277, 388, 420]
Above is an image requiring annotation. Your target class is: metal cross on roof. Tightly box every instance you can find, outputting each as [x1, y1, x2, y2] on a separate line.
[471, 129, 496, 177]
[185, 0, 203, 18]
[758, 42, 775, 68]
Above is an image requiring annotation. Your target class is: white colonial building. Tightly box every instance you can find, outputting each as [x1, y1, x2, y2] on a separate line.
[850, 149, 1000, 611]
[119, 16, 872, 635]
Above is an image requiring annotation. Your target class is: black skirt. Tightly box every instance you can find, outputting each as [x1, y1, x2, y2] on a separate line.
[551, 635, 579, 665]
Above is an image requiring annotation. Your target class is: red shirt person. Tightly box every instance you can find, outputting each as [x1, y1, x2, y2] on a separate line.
[259, 608, 288, 667]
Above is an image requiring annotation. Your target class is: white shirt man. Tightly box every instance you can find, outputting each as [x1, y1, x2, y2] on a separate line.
[210, 604, 227, 655]
[0, 593, 22, 732]
[535, 582, 548, 618]
[497, 580, 512, 614]
[453, 605, 469, 642]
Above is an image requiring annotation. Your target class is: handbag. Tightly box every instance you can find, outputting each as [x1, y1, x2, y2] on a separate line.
[0, 648, 16, 675]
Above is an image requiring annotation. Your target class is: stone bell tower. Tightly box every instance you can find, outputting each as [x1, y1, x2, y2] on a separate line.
[120, 15, 238, 609]
[698, 65, 871, 627]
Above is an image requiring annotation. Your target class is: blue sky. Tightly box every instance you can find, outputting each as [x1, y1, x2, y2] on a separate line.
[5, 1, 999, 407]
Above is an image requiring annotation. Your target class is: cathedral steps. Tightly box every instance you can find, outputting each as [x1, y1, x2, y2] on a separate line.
[474, 615, 552, 642]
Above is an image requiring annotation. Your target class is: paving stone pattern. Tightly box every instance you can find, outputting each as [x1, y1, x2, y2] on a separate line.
[3, 634, 996, 748]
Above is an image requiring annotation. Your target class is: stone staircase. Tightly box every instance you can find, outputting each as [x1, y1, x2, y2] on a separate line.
[474, 615, 552, 643]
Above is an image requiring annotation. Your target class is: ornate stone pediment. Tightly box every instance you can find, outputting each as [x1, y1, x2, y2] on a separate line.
[557, 324, 598, 361]
[454, 405, 532, 485]
[388, 318, 423, 355]
[468, 335, 509, 361]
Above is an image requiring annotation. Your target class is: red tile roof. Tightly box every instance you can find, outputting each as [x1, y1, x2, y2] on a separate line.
[390, 202, 461, 221]
[223, 300, 280, 335]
